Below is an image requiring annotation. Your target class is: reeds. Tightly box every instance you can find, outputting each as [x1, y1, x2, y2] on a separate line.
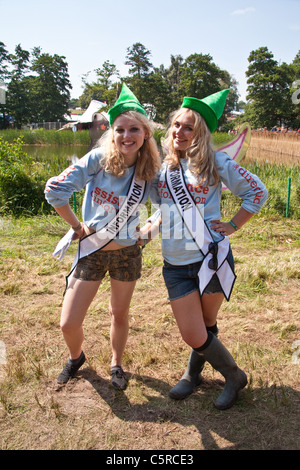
[0, 129, 90, 146]
[247, 131, 300, 166]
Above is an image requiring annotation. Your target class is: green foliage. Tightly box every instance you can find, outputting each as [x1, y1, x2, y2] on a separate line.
[244, 46, 300, 129]
[0, 137, 50, 216]
[0, 129, 90, 145]
[221, 161, 300, 219]
[0, 43, 71, 128]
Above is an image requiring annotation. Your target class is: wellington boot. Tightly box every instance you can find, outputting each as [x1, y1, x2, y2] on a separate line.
[169, 326, 219, 400]
[169, 350, 205, 400]
[195, 334, 247, 410]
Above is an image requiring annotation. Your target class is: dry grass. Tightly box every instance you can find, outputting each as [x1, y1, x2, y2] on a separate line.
[0, 213, 299, 451]
[246, 131, 300, 166]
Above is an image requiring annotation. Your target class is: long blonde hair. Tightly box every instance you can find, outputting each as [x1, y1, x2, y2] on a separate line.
[165, 108, 219, 186]
[99, 111, 160, 181]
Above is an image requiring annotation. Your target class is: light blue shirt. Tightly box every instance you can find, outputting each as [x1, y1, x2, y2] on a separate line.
[45, 148, 149, 246]
[149, 152, 268, 265]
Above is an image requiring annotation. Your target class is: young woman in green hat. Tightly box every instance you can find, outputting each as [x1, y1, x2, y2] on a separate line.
[141, 89, 268, 409]
[45, 84, 160, 389]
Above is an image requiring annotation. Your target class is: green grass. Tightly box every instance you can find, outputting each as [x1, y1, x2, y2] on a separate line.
[0, 212, 299, 449]
[221, 160, 300, 219]
[0, 129, 90, 146]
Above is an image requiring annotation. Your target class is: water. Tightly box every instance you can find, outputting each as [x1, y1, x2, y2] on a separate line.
[25, 144, 89, 163]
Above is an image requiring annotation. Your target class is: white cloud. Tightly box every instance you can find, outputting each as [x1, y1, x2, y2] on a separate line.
[231, 7, 256, 15]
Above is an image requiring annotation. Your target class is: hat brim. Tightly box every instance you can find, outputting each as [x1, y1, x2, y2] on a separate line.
[108, 102, 147, 125]
[181, 98, 218, 133]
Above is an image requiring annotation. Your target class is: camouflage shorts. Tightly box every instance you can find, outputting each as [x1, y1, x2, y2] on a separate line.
[73, 244, 142, 282]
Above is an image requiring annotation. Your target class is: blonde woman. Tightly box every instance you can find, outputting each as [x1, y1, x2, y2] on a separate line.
[142, 90, 268, 409]
[45, 84, 160, 389]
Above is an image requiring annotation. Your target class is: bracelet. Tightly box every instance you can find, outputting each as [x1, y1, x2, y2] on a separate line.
[72, 222, 82, 232]
[229, 220, 239, 231]
[142, 236, 150, 249]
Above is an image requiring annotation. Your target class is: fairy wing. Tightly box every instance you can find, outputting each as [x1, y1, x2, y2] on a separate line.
[215, 123, 251, 190]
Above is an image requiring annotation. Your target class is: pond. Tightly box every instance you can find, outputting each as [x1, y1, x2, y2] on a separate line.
[25, 144, 90, 165]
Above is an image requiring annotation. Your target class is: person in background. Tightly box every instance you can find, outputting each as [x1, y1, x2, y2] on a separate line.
[141, 89, 268, 409]
[45, 84, 160, 390]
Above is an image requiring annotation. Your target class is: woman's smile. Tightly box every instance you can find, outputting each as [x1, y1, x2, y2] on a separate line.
[172, 110, 196, 151]
[113, 115, 147, 164]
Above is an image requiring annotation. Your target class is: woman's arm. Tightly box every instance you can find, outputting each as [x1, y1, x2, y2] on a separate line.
[210, 207, 254, 236]
[136, 215, 162, 246]
[55, 203, 86, 239]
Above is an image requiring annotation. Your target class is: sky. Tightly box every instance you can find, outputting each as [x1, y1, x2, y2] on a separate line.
[1, 0, 299, 103]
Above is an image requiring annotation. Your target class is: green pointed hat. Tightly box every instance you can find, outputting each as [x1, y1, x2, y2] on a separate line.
[181, 89, 230, 133]
[108, 83, 147, 125]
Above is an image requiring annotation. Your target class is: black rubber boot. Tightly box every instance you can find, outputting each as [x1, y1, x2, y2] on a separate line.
[169, 325, 219, 400]
[194, 334, 247, 410]
[169, 349, 205, 399]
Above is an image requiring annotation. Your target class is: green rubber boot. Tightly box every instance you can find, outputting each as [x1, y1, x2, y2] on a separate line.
[195, 334, 247, 410]
[169, 349, 205, 399]
[169, 325, 219, 400]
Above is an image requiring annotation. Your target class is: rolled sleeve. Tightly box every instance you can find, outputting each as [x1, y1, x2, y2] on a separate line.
[216, 152, 268, 213]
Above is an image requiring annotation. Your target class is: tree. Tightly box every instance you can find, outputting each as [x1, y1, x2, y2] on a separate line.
[125, 43, 153, 79]
[3, 44, 72, 127]
[0, 42, 10, 128]
[140, 71, 173, 123]
[179, 53, 227, 100]
[164, 55, 184, 108]
[245, 47, 281, 127]
[6, 44, 32, 128]
[0, 42, 10, 83]
[245, 47, 299, 128]
[95, 60, 119, 89]
[30, 48, 72, 122]
[125, 43, 153, 102]
[79, 60, 119, 109]
[290, 51, 300, 128]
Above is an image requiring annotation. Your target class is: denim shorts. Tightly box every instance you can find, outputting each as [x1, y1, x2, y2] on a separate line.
[162, 248, 234, 301]
[73, 244, 142, 282]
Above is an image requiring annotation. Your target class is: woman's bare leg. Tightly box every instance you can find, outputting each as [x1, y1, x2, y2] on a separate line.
[60, 277, 102, 359]
[109, 278, 137, 367]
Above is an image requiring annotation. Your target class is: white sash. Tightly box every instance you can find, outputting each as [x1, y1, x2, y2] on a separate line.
[53, 171, 146, 292]
[166, 165, 236, 301]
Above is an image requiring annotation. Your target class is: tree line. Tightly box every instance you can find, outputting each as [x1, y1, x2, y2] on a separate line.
[1, 41, 299, 130]
[0, 43, 71, 128]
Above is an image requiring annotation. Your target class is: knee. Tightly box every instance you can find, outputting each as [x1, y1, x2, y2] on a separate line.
[109, 305, 129, 325]
[60, 319, 71, 334]
[180, 328, 208, 349]
[60, 317, 79, 335]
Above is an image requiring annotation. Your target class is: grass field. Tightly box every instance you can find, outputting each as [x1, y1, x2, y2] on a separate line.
[0, 217, 299, 450]
[0, 132, 299, 450]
